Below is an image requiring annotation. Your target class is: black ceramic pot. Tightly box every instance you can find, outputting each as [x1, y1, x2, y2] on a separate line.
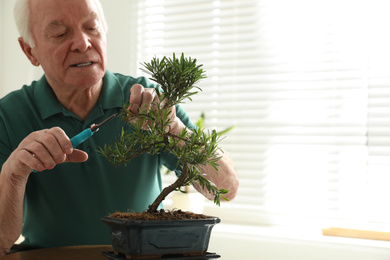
[101, 216, 220, 259]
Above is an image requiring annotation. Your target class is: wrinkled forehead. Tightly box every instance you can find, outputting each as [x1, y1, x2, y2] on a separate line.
[29, 0, 102, 28]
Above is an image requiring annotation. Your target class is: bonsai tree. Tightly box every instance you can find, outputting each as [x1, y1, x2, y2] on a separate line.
[100, 53, 229, 214]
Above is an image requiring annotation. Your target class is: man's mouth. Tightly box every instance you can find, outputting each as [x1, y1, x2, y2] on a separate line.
[72, 61, 94, 67]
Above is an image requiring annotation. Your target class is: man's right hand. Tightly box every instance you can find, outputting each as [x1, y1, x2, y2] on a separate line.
[4, 127, 88, 177]
[0, 126, 89, 255]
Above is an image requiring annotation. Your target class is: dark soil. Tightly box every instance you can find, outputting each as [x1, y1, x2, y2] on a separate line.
[110, 209, 211, 221]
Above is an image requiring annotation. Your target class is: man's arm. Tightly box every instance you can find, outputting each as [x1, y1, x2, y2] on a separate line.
[0, 128, 88, 256]
[171, 120, 239, 201]
[0, 161, 28, 256]
[193, 151, 239, 201]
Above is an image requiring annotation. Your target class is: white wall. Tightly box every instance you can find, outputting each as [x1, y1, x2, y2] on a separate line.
[0, 0, 138, 98]
[0, 0, 41, 98]
[100, 0, 138, 75]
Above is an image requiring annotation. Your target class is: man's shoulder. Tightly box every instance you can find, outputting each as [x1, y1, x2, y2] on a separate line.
[0, 83, 36, 107]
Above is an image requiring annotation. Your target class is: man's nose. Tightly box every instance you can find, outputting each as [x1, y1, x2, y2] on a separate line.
[70, 30, 91, 52]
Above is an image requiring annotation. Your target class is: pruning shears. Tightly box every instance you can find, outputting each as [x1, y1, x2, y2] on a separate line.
[32, 112, 118, 173]
[70, 112, 118, 148]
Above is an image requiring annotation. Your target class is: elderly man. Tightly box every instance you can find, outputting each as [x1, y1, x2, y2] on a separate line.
[0, 0, 238, 256]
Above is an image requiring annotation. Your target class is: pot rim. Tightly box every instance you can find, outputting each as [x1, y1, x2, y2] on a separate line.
[101, 215, 221, 226]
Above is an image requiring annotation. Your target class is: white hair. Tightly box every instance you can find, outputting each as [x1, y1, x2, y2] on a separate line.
[14, 0, 34, 47]
[13, 0, 108, 48]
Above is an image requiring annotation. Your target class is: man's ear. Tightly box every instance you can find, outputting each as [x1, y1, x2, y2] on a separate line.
[18, 37, 40, 67]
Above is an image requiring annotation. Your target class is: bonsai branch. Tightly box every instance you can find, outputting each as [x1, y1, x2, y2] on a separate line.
[148, 164, 190, 212]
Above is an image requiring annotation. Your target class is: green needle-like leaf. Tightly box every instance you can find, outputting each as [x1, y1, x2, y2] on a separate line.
[100, 53, 230, 211]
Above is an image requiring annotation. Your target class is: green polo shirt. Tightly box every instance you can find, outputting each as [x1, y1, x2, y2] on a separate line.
[0, 71, 195, 248]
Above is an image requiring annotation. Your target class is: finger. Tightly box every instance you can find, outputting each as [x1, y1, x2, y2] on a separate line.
[140, 89, 156, 113]
[165, 106, 183, 134]
[66, 149, 89, 163]
[31, 129, 68, 165]
[18, 149, 45, 172]
[24, 127, 72, 170]
[129, 84, 144, 113]
[48, 127, 73, 154]
[26, 140, 59, 170]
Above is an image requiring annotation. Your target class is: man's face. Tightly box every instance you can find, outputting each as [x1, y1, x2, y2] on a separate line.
[28, 0, 107, 91]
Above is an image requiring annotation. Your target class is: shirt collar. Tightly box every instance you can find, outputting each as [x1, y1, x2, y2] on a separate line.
[34, 70, 124, 121]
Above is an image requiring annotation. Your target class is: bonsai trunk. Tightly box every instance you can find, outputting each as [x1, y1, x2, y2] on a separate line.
[148, 164, 189, 212]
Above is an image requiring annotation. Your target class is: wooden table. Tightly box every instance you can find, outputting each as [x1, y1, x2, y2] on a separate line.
[2, 245, 113, 260]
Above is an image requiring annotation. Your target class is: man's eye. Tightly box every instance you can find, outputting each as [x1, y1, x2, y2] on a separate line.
[88, 27, 100, 33]
[52, 31, 66, 38]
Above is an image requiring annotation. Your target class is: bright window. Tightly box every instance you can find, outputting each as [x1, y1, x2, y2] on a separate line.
[134, 0, 390, 230]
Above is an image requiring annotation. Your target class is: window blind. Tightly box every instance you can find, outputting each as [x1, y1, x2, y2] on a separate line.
[134, 0, 390, 229]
